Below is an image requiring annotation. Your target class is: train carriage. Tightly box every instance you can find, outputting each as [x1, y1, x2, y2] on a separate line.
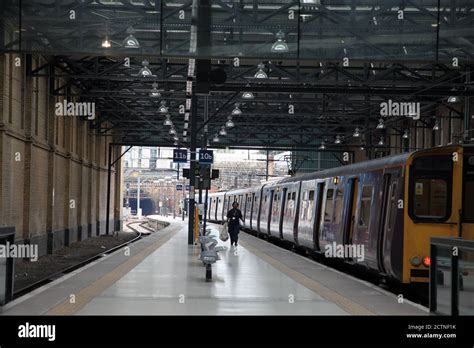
[208, 145, 474, 284]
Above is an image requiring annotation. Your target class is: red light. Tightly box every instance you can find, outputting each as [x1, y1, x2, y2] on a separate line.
[423, 256, 431, 267]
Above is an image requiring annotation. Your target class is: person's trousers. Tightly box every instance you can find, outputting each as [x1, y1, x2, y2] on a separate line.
[228, 224, 240, 245]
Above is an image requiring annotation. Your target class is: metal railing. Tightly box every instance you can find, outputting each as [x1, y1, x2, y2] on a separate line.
[430, 237, 474, 316]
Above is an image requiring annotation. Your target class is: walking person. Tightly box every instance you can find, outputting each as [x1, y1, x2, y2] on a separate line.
[226, 202, 244, 247]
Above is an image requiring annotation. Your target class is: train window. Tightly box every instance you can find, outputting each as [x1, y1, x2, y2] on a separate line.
[464, 180, 474, 222]
[307, 190, 315, 221]
[300, 191, 308, 220]
[413, 179, 448, 218]
[334, 188, 344, 224]
[324, 189, 334, 223]
[359, 185, 373, 227]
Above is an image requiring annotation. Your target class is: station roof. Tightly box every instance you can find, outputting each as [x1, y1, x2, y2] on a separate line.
[1, 0, 473, 151]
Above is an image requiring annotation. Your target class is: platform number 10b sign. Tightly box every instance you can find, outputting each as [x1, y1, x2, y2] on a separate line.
[173, 149, 188, 163]
[199, 150, 214, 165]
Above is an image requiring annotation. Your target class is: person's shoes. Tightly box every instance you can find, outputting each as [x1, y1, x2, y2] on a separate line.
[235, 243, 238, 247]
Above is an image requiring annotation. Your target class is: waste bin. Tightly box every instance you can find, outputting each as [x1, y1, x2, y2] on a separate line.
[0, 227, 15, 306]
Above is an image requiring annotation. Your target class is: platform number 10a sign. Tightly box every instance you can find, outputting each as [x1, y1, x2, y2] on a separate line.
[173, 149, 188, 163]
[199, 150, 214, 164]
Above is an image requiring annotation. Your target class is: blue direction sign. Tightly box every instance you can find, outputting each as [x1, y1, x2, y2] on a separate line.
[173, 149, 187, 163]
[177, 184, 190, 191]
[199, 149, 214, 165]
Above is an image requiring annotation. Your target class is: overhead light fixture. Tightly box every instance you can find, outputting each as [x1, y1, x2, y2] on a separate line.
[319, 141, 326, 150]
[123, 26, 140, 48]
[169, 127, 176, 135]
[101, 37, 111, 48]
[219, 126, 227, 136]
[360, 144, 365, 151]
[149, 82, 161, 97]
[242, 91, 254, 99]
[271, 30, 289, 53]
[163, 115, 172, 126]
[378, 136, 385, 146]
[403, 130, 409, 139]
[173, 135, 179, 141]
[353, 127, 360, 137]
[334, 135, 342, 144]
[138, 59, 153, 77]
[206, 140, 210, 147]
[433, 120, 440, 131]
[158, 100, 168, 114]
[226, 116, 235, 128]
[254, 62, 268, 79]
[232, 103, 242, 116]
[376, 118, 386, 129]
[213, 134, 220, 142]
[448, 96, 459, 103]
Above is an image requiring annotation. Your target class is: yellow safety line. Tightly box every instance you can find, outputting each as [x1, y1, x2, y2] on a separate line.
[47, 229, 178, 315]
[240, 239, 375, 315]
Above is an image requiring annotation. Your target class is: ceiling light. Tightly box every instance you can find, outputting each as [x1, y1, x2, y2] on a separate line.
[163, 115, 172, 126]
[101, 37, 111, 48]
[448, 96, 459, 103]
[433, 120, 440, 131]
[376, 118, 385, 129]
[232, 103, 242, 116]
[219, 126, 227, 136]
[334, 136, 342, 144]
[353, 127, 360, 137]
[213, 134, 219, 142]
[254, 62, 268, 79]
[138, 59, 153, 77]
[319, 142, 326, 150]
[378, 136, 385, 146]
[403, 130, 409, 139]
[242, 91, 254, 99]
[123, 26, 140, 48]
[271, 30, 289, 53]
[169, 127, 176, 135]
[158, 100, 168, 114]
[173, 136, 179, 141]
[226, 116, 235, 128]
[360, 144, 365, 151]
[173, 141, 178, 146]
[149, 82, 161, 97]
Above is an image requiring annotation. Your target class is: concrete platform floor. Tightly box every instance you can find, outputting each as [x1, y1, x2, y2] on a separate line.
[0, 218, 428, 316]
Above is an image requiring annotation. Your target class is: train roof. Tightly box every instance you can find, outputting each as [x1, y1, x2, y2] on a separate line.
[209, 145, 469, 194]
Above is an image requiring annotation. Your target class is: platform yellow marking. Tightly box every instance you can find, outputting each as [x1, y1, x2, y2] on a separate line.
[240, 239, 374, 315]
[47, 228, 178, 315]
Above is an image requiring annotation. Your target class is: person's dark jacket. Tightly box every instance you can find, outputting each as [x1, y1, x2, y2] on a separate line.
[227, 208, 243, 226]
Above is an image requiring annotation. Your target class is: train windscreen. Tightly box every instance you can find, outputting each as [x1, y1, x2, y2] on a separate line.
[409, 156, 452, 222]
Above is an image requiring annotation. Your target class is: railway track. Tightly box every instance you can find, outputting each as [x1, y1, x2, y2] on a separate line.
[13, 225, 142, 300]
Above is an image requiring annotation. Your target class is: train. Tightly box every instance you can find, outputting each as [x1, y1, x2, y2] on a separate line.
[207, 145, 474, 284]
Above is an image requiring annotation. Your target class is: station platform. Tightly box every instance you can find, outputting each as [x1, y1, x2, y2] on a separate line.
[1, 218, 428, 316]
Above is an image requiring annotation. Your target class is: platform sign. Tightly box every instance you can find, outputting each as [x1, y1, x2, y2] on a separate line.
[173, 149, 187, 163]
[177, 184, 190, 191]
[198, 150, 214, 165]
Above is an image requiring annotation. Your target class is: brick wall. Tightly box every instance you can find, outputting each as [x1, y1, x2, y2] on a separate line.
[0, 53, 122, 255]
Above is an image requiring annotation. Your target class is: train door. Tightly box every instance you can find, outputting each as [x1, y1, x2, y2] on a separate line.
[313, 182, 325, 251]
[279, 187, 288, 239]
[344, 178, 359, 247]
[377, 173, 392, 273]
